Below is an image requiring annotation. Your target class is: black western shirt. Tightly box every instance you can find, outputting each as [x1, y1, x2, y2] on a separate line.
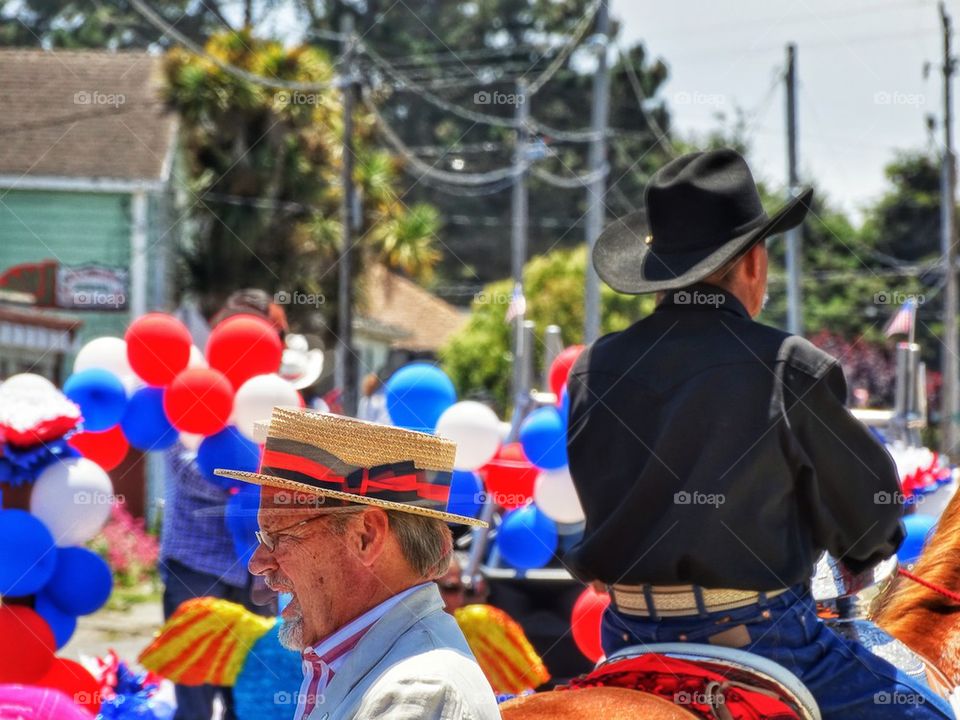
[565, 283, 905, 590]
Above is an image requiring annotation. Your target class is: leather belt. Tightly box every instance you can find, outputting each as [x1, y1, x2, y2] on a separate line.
[608, 583, 790, 619]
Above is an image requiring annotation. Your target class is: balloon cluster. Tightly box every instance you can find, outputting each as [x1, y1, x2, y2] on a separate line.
[0, 311, 300, 711]
[62, 314, 298, 478]
[889, 446, 953, 501]
[385, 348, 587, 574]
[0, 383, 115, 692]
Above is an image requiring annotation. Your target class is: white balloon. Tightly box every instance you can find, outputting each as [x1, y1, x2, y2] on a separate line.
[30, 457, 114, 546]
[556, 519, 586, 536]
[74, 337, 133, 378]
[534, 466, 585, 524]
[179, 432, 204, 451]
[436, 401, 502, 470]
[188, 345, 208, 369]
[233, 374, 300, 441]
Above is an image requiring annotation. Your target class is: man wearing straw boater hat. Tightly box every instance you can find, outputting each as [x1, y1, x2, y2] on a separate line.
[215, 407, 499, 720]
[565, 148, 954, 718]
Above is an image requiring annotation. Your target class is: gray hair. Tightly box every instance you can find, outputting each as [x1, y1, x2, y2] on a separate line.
[386, 511, 453, 580]
[327, 507, 453, 580]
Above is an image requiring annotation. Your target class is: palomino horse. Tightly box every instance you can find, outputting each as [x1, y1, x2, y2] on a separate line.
[874, 486, 960, 690]
[500, 687, 698, 719]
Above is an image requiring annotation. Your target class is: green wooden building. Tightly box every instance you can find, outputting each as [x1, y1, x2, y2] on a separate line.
[0, 48, 180, 381]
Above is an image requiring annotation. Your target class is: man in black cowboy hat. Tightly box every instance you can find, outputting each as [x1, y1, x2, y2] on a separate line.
[565, 148, 954, 719]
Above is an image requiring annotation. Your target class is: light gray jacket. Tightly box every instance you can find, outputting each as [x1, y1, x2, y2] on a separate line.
[306, 584, 501, 720]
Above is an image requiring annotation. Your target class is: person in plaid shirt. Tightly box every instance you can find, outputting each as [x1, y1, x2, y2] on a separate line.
[158, 289, 286, 720]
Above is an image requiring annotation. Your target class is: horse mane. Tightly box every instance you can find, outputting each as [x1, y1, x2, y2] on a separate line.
[874, 490, 960, 668]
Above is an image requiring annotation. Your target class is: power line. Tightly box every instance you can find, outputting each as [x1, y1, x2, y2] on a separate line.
[360, 40, 605, 142]
[376, 44, 546, 68]
[363, 90, 526, 186]
[617, 46, 676, 158]
[412, 173, 517, 196]
[130, 0, 632, 143]
[524, 0, 602, 96]
[129, 0, 341, 91]
[531, 163, 609, 188]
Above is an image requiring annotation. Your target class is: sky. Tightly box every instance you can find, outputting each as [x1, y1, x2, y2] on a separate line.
[615, 0, 946, 224]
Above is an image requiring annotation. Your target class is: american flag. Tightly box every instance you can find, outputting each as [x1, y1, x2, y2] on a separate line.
[505, 282, 526, 324]
[884, 298, 917, 338]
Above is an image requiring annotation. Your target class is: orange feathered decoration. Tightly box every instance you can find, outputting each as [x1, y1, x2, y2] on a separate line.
[454, 603, 550, 694]
[138, 597, 275, 686]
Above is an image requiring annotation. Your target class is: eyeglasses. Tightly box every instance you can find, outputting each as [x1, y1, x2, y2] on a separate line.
[254, 507, 363, 552]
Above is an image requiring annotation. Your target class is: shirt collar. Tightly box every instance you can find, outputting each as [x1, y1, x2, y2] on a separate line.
[654, 282, 750, 320]
[303, 581, 432, 667]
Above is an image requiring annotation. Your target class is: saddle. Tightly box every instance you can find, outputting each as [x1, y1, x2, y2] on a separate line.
[562, 644, 820, 720]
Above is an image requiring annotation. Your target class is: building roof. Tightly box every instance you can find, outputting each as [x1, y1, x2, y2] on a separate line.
[359, 265, 467, 353]
[0, 49, 177, 184]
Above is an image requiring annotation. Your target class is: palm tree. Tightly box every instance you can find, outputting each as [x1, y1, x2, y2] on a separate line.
[164, 29, 441, 333]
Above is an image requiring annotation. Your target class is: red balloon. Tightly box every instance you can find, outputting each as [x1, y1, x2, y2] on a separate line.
[36, 657, 101, 715]
[206, 314, 283, 389]
[548, 345, 585, 398]
[482, 442, 536, 509]
[0, 606, 56, 683]
[126, 313, 192, 386]
[163, 367, 234, 435]
[572, 586, 610, 663]
[68, 425, 129, 471]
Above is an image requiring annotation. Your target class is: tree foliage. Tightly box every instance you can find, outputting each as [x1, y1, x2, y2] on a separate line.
[440, 245, 654, 414]
[165, 29, 440, 333]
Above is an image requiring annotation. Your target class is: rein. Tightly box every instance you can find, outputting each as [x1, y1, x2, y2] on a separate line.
[897, 567, 960, 604]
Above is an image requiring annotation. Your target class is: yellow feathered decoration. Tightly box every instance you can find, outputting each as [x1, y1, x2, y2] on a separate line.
[139, 597, 275, 686]
[454, 603, 550, 694]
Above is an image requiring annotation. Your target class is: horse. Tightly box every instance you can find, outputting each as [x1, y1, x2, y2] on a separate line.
[500, 687, 698, 719]
[874, 486, 960, 689]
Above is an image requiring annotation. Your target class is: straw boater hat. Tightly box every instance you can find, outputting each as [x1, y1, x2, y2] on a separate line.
[215, 407, 487, 527]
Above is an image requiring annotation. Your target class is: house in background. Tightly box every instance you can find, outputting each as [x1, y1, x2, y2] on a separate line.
[354, 264, 468, 379]
[0, 48, 181, 521]
[0, 48, 179, 380]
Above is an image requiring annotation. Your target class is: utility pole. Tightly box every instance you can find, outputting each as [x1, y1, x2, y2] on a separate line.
[940, 1, 959, 454]
[336, 13, 359, 417]
[510, 80, 530, 417]
[584, 0, 610, 344]
[784, 43, 803, 336]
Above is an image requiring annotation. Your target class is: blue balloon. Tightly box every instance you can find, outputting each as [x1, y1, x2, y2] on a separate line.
[519, 406, 568, 470]
[446, 470, 483, 519]
[497, 505, 558, 570]
[45, 546, 113, 616]
[898, 514, 937, 564]
[121, 386, 177, 451]
[385, 362, 457, 432]
[35, 592, 77, 649]
[197, 427, 260, 490]
[559, 386, 570, 428]
[226, 485, 261, 567]
[64, 368, 128, 432]
[234, 623, 303, 720]
[0, 509, 57, 596]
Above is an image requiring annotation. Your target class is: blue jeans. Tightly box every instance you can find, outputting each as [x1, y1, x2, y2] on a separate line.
[601, 585, 955, 719]
[160, 559, 273, 720]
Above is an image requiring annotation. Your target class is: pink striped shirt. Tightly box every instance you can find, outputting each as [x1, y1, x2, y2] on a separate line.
[293, 583, 430, 720]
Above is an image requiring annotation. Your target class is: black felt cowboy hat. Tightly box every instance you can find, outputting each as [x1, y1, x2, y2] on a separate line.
[593, 148, 813, 295]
